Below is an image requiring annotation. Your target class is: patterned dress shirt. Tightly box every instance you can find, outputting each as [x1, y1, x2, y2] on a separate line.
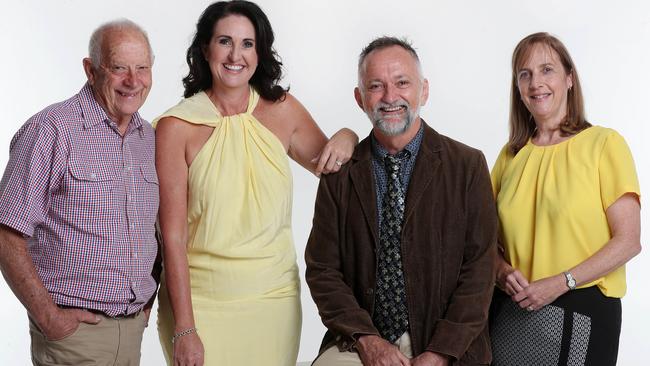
[0, 83, 159, 316]
[371, 122, 424, 227]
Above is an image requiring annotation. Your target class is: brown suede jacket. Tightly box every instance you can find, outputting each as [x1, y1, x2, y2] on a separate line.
[305, 122, 497, 364]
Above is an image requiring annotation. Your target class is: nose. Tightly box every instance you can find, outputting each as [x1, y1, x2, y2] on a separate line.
[382, 83, 399, 104]
[123, 68, 137, 87]
[228, 46, 241, 62]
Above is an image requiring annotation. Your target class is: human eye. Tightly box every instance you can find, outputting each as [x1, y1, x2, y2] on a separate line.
[396, 79, 411, 88]
[517, 70, 530, 80]
[367, 83, 383, 92]
[111, 65, 128, 75]
[543, 65, 554, 74]
[217, 37, 232, 46]
[243, 39, 255, 49]
[136, 65, 151, 74]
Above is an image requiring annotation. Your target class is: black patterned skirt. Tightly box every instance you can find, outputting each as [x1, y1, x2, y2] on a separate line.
[489, 286, 621, 366]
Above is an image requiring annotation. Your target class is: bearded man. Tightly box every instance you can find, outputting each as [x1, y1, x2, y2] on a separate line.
[305, 37, 497, 366]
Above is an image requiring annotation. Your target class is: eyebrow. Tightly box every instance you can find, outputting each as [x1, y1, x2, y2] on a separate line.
[215, 34, 255, 41]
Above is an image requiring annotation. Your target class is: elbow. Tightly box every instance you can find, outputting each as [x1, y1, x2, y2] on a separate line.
[630, 241, 642, 259]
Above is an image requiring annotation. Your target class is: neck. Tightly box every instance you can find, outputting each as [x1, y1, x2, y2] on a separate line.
[532, 117, 566, 146]
[373, 118, 421, 155]
[207, 84, 250, 116]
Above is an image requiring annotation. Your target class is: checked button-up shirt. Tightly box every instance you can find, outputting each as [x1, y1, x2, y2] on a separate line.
[0, 83, 159, 316]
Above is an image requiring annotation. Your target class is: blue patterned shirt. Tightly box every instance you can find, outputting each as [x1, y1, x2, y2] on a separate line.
[371, 123, 424, 227]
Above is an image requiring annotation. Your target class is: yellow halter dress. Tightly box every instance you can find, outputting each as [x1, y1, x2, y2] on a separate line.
[154, 88, 301, 365]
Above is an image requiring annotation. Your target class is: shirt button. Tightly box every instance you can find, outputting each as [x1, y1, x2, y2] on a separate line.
[132, 253, 138, 259]
[126, 166, 132, 171]
[90, 173, 97, 179]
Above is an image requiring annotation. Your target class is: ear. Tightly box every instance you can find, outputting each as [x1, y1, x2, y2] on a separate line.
[567, 71, 574, 89]
[420, 78, 430, 106]
[83, 58, 96, 85]
[354, 87, 364, 110]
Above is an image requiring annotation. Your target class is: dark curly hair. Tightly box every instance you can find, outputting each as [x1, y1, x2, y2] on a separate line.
[182, 0, 286, 101]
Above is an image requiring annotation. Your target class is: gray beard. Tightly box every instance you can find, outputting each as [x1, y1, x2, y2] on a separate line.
[369, 102, 420, 136]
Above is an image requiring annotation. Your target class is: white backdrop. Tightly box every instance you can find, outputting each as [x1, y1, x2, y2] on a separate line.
[1, 0, 648, 364]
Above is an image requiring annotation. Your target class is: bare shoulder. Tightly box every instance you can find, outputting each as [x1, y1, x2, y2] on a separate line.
[156, 117, 213, 140]
[254, 92, 310, 125]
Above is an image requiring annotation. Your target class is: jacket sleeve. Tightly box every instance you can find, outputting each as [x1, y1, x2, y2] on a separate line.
[425, 151, 497, 359]
[305, 174, 380, 350]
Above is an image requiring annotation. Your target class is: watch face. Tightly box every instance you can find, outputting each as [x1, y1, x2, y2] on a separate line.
[568, 278, 576, 287]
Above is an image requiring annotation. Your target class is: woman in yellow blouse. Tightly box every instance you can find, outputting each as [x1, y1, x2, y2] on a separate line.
[490, 32, 641, 366]
[154, 1, 357, 365]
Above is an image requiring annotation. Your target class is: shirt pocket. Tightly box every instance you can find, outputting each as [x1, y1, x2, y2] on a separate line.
[65, 163, 118, 230]
[137, 165, 160, 220]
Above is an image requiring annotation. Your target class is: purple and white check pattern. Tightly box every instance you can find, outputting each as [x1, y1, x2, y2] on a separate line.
[0, 84, 159, 316]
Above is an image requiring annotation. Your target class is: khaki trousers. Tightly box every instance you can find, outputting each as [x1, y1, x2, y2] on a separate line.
[313, 332, 414, 366]
[29, 311, 146, 366]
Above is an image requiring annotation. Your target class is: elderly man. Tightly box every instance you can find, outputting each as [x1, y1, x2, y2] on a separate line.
[306, 37, 497, 366]
[0, 20, 158, 365]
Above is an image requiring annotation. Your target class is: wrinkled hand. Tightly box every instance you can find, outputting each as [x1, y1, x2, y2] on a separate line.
[40, 307, 101, 341]
[512, 274, 567, 311]
[173, 332, 204, 366]
[410, 351, 449, 366]
[311, 128, 357, 176]
[356, 335, 410, 366]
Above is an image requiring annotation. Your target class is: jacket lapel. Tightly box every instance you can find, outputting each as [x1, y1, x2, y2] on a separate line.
[404, 123, 442, 223]
[350, 138, 379, 246]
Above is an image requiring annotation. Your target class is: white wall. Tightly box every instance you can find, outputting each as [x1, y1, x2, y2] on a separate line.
[1, 0, 647, 364]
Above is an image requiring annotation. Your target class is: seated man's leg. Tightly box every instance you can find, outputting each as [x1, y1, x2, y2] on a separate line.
[313, 333, 414, 366]
[312, 345, 364, 366]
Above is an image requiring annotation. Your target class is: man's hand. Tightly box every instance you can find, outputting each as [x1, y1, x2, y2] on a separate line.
[39, 307, 101, 341]
[410, 351, 449, 366]
[356, 335, 410, 366]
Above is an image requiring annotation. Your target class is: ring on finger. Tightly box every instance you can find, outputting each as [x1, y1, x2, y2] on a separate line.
[335, 160, 343, 166]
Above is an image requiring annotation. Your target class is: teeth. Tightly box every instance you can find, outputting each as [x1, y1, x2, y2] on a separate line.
[224, 64, 243, 71]
[382, 106, 402, 112]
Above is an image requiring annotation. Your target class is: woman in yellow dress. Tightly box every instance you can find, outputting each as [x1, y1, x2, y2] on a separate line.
[489, 32, 641, 365]
[154, 1, 357, 365]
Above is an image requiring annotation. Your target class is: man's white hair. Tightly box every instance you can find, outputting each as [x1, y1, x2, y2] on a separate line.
[88, 19, 154, 67]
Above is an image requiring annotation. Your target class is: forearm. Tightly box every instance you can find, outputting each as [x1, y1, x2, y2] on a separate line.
[0, 225, 58, 326]
[570, 236, 641, 287]
[331, 128, 359, 145]
[162, 239, 196, 331]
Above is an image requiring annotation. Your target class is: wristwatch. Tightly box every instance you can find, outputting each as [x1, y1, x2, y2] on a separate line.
[563, 271, 577, 290]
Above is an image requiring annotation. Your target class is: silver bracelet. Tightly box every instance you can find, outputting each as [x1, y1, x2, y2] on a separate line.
[171, 327, 197, 344]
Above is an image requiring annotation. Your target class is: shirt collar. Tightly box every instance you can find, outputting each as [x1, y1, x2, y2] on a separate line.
[371, 122, 424, 160]
[79, 82, 145, 136]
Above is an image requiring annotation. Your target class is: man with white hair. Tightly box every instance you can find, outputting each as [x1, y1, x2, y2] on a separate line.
[306, 37, 497, 365]
[0, 19, 158, 365]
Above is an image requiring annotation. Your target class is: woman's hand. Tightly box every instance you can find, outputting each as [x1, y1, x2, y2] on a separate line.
[512, 274, 567, 312]
[173, 331, 204, 366]
[495, 253, 529, 296]
[311, 128, 357, 176]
